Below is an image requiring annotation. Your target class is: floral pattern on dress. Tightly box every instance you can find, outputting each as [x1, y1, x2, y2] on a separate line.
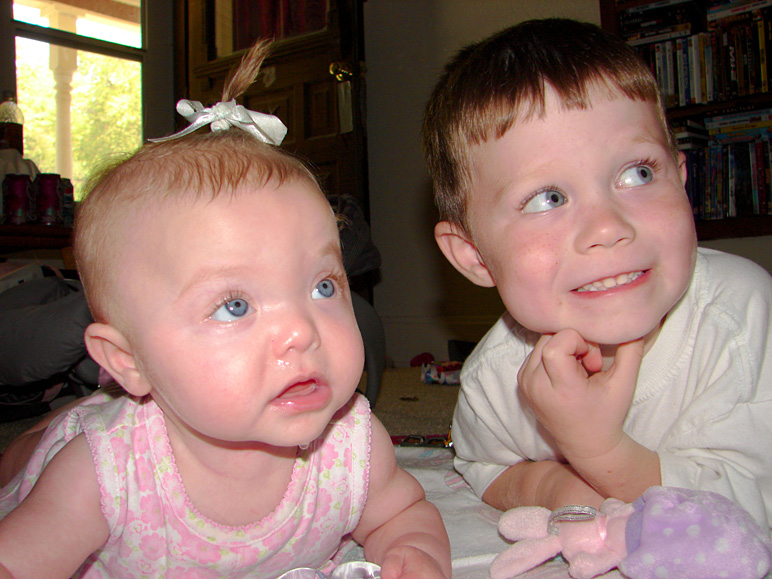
[0, 390, 371, 578]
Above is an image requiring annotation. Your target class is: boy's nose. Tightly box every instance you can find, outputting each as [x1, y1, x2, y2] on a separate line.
[574, 203, 635, 252]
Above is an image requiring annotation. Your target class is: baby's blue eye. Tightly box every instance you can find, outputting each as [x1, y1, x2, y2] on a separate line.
[312, 279, 336, 300]
[211, 298, 252, 322]
[523, 189, 567, 213]
[619, 165, 654, 188]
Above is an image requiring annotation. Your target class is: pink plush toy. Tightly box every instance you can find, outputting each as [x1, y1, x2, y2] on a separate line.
[490, 486, 772, 579]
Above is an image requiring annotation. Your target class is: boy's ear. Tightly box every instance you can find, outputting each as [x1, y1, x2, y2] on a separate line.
[677, 151, 688, 186]
[434, 221, 496, 288]
[84, 323, 152, 397]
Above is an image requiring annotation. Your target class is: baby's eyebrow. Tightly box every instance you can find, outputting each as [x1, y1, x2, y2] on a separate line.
[176, 265, 253, 300]
[321, 239, 344, 260]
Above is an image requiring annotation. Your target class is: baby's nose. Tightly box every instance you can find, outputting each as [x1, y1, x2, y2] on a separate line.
[271, 305, 320, 356]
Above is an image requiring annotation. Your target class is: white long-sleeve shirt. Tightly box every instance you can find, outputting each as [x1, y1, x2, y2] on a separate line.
[452, 248, 772, 529]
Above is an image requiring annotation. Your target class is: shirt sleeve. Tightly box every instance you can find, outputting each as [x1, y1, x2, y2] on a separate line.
[655, 253, 772, 530]
[452, 389, 513, 498]
[656, 331, 772, 528]
[451, 326, 552, 498]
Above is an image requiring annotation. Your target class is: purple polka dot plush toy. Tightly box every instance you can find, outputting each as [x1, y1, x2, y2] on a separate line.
[490, 486, 772, 579]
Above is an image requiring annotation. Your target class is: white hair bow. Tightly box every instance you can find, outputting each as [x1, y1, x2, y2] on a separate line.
[149, 99, 287, 145]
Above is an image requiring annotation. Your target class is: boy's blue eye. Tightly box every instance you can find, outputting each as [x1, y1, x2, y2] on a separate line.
[619, 165, 654, 188]
[523, 189, 567, 213]
[211, 298, 252, 322]
[312, 279, 336, 300]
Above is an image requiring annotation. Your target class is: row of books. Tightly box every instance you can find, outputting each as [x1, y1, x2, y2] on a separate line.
[680, 130, 772, 220]
[708, 0, 772, 21]
[617, 0, 770, 20]
[620, 0, 772, 107]
[618, 0, 706, 45]
[632, 6, 772, 107]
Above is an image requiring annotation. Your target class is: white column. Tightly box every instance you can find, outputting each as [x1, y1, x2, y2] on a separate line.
[43, 9, 78, 180]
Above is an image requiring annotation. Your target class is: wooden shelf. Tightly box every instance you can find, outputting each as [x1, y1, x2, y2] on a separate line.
[0, 224, 73, 253]
[696, 216, 772, 240]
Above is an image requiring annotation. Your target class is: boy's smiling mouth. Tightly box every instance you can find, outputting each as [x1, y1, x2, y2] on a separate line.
[575, 270, 645, 293]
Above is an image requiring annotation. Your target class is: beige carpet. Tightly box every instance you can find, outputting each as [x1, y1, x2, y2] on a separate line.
[362, 367, 460, 437]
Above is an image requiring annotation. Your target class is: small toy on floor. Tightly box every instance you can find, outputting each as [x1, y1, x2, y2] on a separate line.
[420, 361, 462, 385]
[490, 486, 772, 579]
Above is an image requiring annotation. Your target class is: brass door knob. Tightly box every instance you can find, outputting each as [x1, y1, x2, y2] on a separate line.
[329, 62, 353, 82]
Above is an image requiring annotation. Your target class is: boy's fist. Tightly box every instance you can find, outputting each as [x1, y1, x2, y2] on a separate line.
[517, 330, 644, 460]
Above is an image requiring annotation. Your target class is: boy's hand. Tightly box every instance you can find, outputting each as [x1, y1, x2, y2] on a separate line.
[518, 330, 644, 460]
[379, 545, 449, 579]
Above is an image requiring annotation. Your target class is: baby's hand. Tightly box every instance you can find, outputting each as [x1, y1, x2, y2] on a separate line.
[517, 330, 644, 461]
[379, 545, 449, 579]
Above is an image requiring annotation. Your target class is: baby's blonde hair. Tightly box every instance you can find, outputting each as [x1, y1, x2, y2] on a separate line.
[422, 18, 674, 234]
[74, 40, 320, 327]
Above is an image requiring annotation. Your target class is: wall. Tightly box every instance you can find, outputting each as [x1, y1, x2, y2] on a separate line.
[363, 1, 772, 366]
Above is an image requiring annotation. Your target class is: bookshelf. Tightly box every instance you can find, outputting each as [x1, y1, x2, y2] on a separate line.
[600, 0, 772, 240]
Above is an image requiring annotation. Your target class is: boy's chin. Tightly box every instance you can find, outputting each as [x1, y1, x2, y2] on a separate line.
[576, 321, 663, 350]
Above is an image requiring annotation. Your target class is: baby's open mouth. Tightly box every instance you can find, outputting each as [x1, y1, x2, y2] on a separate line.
[279, 380, 318, 398]
[575, 271, 644, 292]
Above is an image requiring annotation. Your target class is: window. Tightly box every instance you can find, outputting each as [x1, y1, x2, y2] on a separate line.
[0, 0, 174, 196]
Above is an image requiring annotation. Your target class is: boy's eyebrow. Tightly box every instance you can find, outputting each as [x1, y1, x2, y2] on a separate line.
[630, 132, 667, 147]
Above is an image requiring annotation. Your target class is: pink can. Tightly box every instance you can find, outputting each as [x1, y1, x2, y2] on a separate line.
[2, 174, 33, 224]
[35, 173, 62, 225]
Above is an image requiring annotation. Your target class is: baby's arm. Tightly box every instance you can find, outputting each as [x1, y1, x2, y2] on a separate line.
[0, 434, 108, 578]
[353, 416, 451, 579]
[517, 330, 660, 504]
[0, 396, 85, 486]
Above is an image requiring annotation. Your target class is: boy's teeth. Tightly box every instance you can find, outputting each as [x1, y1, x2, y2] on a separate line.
[577, 271, 643, 292]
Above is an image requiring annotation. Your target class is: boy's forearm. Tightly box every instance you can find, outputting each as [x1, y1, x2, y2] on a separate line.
[363, 499, 451, 578]
[566, 434, 661, 503]
[482, 459, 604, 511]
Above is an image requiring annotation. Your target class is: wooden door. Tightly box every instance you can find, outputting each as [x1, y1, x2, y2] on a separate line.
[181, 0, 369, 216]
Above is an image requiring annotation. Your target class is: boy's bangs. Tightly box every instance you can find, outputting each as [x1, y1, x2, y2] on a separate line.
[460, 67, 660, 147]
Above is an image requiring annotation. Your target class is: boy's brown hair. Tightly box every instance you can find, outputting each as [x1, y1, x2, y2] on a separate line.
[74, 41, 320, 327]
[422, 18, 673, 233]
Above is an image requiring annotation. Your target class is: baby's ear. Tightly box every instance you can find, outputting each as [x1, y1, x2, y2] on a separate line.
[434, 221, 495, 288]
[84, 323, 151, 397]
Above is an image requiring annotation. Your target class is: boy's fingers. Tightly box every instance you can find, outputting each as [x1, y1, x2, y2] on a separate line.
[518, 334, 551, 382]
[540, 330, 591, 385]
[579, 341, 603, 374]
[608, 339, 645, 385]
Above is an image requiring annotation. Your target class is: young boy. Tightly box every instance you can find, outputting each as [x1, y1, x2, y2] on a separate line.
[423, 18, 772, 529]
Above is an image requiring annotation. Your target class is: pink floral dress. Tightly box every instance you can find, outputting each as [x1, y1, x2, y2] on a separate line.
[0, 390, 371, 578]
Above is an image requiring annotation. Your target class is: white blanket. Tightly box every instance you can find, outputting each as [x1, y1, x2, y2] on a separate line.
[395, 447, 622, 579]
